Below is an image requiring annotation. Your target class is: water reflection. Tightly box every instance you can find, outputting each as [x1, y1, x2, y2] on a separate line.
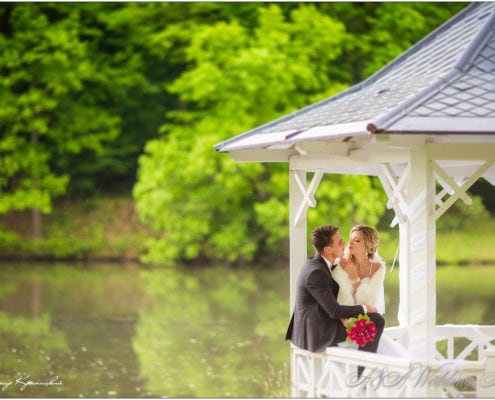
[134, 267, 289, 397]
[0, 262, 290, 398]
[2, 262, 492, 397]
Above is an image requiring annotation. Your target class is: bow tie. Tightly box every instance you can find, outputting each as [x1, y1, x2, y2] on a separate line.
[331, 264, 338, 271]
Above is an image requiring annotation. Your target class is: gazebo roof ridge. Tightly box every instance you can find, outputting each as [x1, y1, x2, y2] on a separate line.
[215, 2, 495, 154]
[350, 3, 480, 88]
[372, 2, 495, 134]
[453, 5, 495, 73]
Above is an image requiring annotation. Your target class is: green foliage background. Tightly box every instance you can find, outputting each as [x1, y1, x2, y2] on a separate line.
[2, 2, 487, 268]
[131, 2, 467, 266]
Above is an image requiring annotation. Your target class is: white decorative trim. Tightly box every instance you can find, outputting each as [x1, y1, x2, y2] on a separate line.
[292, 169, 323, 227]
[432, 160, 493, 221]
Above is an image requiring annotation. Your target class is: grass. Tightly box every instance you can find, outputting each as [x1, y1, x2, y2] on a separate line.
[377, 223, 495, 267]
[384, 264, 495, 327]
[436, 224, 495, 265]
[0, 197, 150, 262]
[1, 192, 494, 266]
[377, 195, 495, 266]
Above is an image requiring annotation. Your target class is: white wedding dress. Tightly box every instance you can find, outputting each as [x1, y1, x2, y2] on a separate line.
[332, 255, 408, 357]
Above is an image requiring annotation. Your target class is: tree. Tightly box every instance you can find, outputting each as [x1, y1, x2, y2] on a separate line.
[133, 3, 469, 267]
[53, 3, 166, 196]
[133, 4, 386, 266]
[0, 3, 147, 236]
[72, 2, 272, 195]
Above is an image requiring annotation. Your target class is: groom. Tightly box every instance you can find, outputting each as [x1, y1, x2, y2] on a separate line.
[285, 225, 384, 354]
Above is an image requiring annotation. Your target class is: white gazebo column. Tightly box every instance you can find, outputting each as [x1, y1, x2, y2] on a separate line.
[289, 169, 308, 313]
[288, 168, 309, 398]
[400, 146, 437, 395]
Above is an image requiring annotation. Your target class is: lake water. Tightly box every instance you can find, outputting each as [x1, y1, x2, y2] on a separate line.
[0, 262, 290, 398]
[0, 262, 493, 398]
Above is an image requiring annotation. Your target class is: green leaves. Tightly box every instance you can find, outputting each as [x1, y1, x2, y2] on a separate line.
[133, 4, 372, 266]
[0, 4, 139, 219]
[0, 2, 467, 262]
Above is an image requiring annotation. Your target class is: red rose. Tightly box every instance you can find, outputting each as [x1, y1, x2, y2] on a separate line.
[345, 314, 377, 347]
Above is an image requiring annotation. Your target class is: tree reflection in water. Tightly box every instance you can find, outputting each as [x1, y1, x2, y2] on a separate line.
[134, 266, 290, 397]
[0, 262, 290, 397]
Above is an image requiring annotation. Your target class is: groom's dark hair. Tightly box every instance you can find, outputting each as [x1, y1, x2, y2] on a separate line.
[311, 225, 339, 254]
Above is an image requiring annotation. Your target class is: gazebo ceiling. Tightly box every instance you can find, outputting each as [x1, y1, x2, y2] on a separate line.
[214, 2, 495, 179]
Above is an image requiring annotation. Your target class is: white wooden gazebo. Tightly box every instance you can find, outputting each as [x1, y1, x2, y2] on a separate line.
[215, 3, 495, 397]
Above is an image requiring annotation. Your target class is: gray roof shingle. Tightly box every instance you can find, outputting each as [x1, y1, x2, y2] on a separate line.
[216, 2, 495, 153]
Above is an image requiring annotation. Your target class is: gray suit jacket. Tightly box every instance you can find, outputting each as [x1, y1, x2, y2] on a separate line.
[285, 254, 365, 353]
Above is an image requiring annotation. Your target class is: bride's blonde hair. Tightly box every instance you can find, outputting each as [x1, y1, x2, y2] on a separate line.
[350, 225, 379, 260]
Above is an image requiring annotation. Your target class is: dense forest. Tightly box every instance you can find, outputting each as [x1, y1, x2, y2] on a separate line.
[2, 2, 493, 266]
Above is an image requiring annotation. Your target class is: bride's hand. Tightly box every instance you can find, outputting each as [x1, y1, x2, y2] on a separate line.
[340, 257, 358, 277]
[341, 318, 349, 326]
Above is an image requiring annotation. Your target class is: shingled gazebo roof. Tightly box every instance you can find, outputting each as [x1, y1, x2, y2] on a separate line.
[215, 2, 495, 153]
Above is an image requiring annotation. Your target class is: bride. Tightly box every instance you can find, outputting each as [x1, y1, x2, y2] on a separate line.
[333, 225, 407, 357]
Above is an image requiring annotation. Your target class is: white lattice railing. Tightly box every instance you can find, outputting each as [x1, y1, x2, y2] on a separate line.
[290, 325, 495, 398]
[433, 324, 495, 398]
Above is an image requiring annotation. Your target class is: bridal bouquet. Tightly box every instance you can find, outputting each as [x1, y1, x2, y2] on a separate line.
[345, 314, 377, 346]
